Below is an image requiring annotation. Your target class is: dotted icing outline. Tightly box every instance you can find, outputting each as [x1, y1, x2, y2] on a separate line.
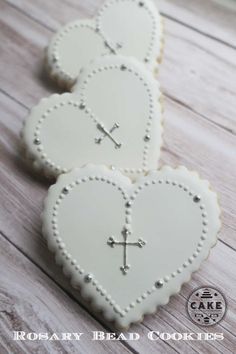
[49, 21, 112, 83]
[50, 175, 208, 318]
[96, 0, 159, 64]
[33, 63, 160, 175]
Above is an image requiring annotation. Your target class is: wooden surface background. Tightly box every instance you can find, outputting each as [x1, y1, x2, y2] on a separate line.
[0, 0, 236, 353]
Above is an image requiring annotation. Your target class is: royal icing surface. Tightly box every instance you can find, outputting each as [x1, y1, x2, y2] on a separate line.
[22, 56, 163, 179]
[42, 165, 221, 329]
[46, 0, 163, 87]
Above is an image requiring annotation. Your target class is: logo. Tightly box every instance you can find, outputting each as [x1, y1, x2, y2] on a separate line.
[187, 287, 226, 326]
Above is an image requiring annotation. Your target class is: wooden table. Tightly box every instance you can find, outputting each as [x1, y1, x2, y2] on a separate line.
[0, 0, 235, 353]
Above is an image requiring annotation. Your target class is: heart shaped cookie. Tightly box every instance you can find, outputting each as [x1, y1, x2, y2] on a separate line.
[22, 56, 163, 179]
[46, 0, 163, 88]
[42, 165, 221, 329]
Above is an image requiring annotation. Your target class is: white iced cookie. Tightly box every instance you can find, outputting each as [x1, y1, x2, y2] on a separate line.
[22, 56, 163, 179]
[46, 0, 163, 88]
[42, 165, 221, 329]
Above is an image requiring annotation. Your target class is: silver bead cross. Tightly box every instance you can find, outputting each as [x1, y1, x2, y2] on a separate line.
[107, 228, 146, 274]
[95, 122, 122, 149]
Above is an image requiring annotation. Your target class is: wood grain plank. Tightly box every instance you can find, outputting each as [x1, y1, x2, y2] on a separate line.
[0, 235, 134, 354]
[3, 0, 102, 31]
[0, 92, 235, 353]
[0, 0, 67, 104]
[159, 0, 236, 49]
[158, 17, 236, 135]
[160, 97, 236, 250]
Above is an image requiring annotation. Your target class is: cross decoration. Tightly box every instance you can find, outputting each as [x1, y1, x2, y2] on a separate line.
[95, 122, 122, 149]
[107, 227, 146, 274]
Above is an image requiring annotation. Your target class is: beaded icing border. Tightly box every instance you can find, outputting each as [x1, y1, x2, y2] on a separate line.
[49, 22, 112, 83]
[50, 175, 208, 317]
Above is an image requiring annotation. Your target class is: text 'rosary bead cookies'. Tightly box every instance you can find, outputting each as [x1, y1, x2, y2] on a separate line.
[22, 55, 163, 180]
[42, 165, 221, 329]
[46, 0, 163, 88]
